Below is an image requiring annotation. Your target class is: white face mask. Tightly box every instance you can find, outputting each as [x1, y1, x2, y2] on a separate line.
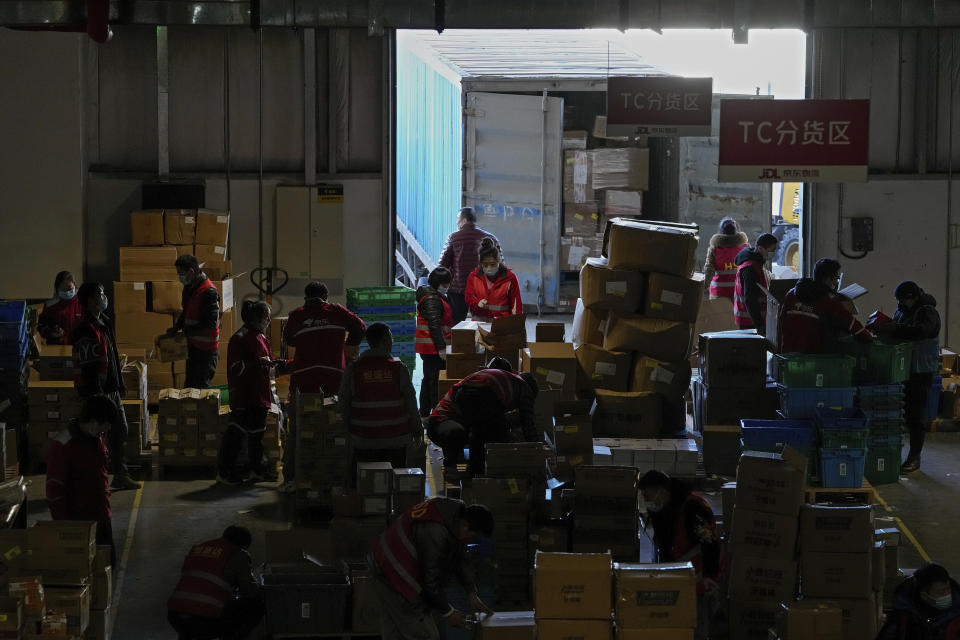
[644, 501, 662, 513]
[59, 288, 76, 301]
[437, 286, 450, 296]
[483, 266, 499, 278]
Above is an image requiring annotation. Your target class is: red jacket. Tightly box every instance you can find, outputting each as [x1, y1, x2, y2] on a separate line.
[439, 224, 500, 294]
[227, 326, 273, 409]
[415, 289, 452, 355]
[73, 314, 124, 397]
[779, 281, 873, 353]
[284, 301, 366, 394]
[168, 537, 238, 617]
[372, 498, 446, 602]
[709, 244, 747, 299]
[182, 278, 220, 352]
[46, 423, 111, 523]
[348, 356, 418, 446]
[38, 297, 83, 345]
[670, 493, 721, 596]
[464, 267, 523, 320]
[734, 254, 767, 330]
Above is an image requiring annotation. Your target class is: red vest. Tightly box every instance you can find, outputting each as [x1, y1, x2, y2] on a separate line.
[183, 278, 220, 351]
[349, 356, 416, 441]
[733, 259, 767, 329]
[40, 297, 83, 345]
[168, 538, 237, 617]
[709, 244, 747, 298]
[415, 292, 453, 355]
[373, 499, 445, 602]
[430, 368, 523, 422]
[465, 269, 521, 320]
[670, 493, 719, 596]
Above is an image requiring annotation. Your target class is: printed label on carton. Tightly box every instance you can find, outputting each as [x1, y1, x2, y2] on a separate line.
[134, 283, 145, 290]
[546, 370, 566, 385]
[595, 362, 617, 376]
[606, 281, 628, 297]
[661, 290, 684, 306]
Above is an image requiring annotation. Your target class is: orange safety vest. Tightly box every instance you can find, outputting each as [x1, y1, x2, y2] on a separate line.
[733, 259, 767, 329]
[373, 499, 445, 602]
[183, 278, 220, 351]
[415, 292, 453, 355]
[709, 244, 747, 298]
[167, 538, 237, 617]
[670, 493, 721, 596]
[349, 356, 416, 442]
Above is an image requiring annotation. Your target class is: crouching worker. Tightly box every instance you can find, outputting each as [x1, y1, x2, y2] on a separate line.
[877, 563, 960, 639]
[369, 497, 494, 640]
[168, 525, 265, 640]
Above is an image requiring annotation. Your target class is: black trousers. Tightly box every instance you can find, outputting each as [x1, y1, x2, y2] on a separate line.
[96, 518, 117, 569]
[185, 347, 219, 389]
[448, 291, 468, 325]
[905, 372, 934, 459]
[419, 354, 444, 417]
[168, 597, 265, 640]
[101, 391, 130, 476]
[428, 387, 508, 474]
[218, 407, 268, 476]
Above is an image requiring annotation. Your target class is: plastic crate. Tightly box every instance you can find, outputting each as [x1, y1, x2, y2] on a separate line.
[859, 384, 905, 396]
[358, 311, 417, 322]
[0, 301, 26, 338]
[778, 386, 857, 419]
[840, 338, 912, 384]
[865, 443, 902, 485]
[814, 407, 869, 430]
[869, 421, 904, 446]
[358, 341, 416, 357]
[820, 428, 869, 449]
[740, 419, 816, 451]
[862, 408, 905, 421]
[370, 319, 417, 335]
[819, 447, 867, 488]
[346, 286, 416, 309]
[261, 569, 350, 634]
[773, 354, 856, 388]
[352, 305, 417, 315]
[213, 384, 230, 406]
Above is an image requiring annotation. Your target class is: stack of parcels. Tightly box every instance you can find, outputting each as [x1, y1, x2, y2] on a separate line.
[438, 323, 487, 403]
[574, 218, 701, 439]
[25, 382, 80, 472]
[328, 463, 393, 558]
[294, 393, 351, 508]
[614, 562, 697, 640]
[262, 405, 284, 474]
[467, 476, 534, 603]
[858, 384, 906, 486]
[572, 466, 639, 562]
[120, 360, 150, 457]
[534, 552, 612, 640]
[392, 467, 426, 514]
[727, 449, 806, 640]
[548, 401, 593, 481]
[484, 442, 546, 502]
[591, 438, 698, 478]
[874, 521, 903, 608]
[796, 504, 883, 640]
[478, 315, 527, 372]
[156, 388, 220, 466]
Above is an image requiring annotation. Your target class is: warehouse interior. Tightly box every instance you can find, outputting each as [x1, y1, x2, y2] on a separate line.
[2, 1, 960, 639]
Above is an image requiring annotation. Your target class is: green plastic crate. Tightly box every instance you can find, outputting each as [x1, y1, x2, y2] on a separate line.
[346, 286, 416, 308]
[819, 427, 869, 450]
[358, 312, 417, 322]
[213, 384, 230, 406]
[840, 339, 912, 384]
[865, 443, 902, 485]
[773, 354, 856, 388]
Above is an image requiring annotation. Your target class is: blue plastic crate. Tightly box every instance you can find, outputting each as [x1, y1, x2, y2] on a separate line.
[814, 407, 869, 430]
[740, 419, 816, 451]
[0, 301, 26, 342]
[778, 386, 857, 419]
[819, 447, 867, 488]
[358, 341, 417, 357]
[368, 319, 417, 335]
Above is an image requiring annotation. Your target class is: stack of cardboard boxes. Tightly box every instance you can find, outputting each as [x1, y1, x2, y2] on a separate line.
[614, 562, 698, 640]
[438, 323, 488, 402]
[772, 602, 843, 640]
[479, 315, 528, 372]
[534, 552, 612, 640]
[549, 401, 593, 482]
[469, 476, 533, 604]
[572, 466, 638, 561]
[262, 405, 283, 474]
[120, 360, 150, 459]
[294, 393, 352, 508]
[590, 438, 698, 478]
[156, 388, 220, 467]
[25, 381, 80, 473]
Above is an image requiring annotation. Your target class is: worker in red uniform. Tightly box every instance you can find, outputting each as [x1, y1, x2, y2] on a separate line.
[37, 270, 83, 345]
[703, 218, 749, 301]
[439, 206, 501, 323]
[428, 367, 538, 479]
[464, 238, 523, 321]
[370, 497, 494, 640]
[72, 282, 141, 491]
[415, 267, 453, 416]
[218, 300, 286, 486]
[778, 258, 874, 353]
[46, 394, 118, 567]
[339, 323, 421, 469]
[167, 525, 264, 640]
[168, 254, 221, 389]
[733, 233, 778, 333]
[639, 470, 722, 640]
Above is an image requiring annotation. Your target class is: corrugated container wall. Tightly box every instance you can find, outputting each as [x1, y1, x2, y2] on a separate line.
[396, 41, 463, 265]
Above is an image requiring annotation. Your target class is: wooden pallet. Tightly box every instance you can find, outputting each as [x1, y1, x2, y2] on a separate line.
[804, 478, 876, 504]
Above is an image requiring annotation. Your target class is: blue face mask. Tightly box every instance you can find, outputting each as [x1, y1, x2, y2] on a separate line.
[437, 287, 450, 296]
[483, 266, 499, 278]
[58, 289, 76, 301]
[929, 593, 953, 610]
[96, 295, 108, 313]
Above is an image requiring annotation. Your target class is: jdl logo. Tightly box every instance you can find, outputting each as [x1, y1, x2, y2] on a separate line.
[757, 167, 781, 179]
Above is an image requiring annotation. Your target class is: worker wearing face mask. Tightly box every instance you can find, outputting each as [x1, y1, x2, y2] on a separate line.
[733, 233, 779, 333]
[464, 238, 523, 321]
[639, 470, 722, 640]
[38, 270, 83, 345]
[167, 254, 221, 389]
[415, 267, 454, 416]
[877, 563, 960, 639]
[72, 282, 141, 491]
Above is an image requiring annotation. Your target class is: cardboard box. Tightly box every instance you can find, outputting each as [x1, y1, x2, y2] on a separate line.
[163, 209, 196, 245]
[130, 210, 164, 246]
[572, 151, 596, 204]
[356, 462, 393, 496]
[113, 281, 147, 314]
[572, 300, 606, 348]
[537, 619, 611, 640]
[563, 130, 588, 150]
[603, 313, 693, 362]
[800, 504, 874, 553]
[114, 312, 174, 348]
[728, 508, 799, 559]
[477, 315, 527, 351]
[590, 390, 662, 438]
[692, 376, 780, 428]
[155, 333, 188, 363]
[0, 596, 21, 633]
[735, 449, 807, 517]
[34, 345, 78, 381]
[613, 562, 696, 629]
[560, 234, 603, 271]
[149, 281, 182, 313]
[195, 209, 230, 246]
[203, 260, 233, 282]
[691, 298, 736, 359]
[872, 540, 886, 593]
[94, 546, 111, 572]
[194, 244, 228, 264]
[644, 273, 704, 324]
[697, 331, 768, 390]
[438, 371, 460, 400]
[800, 596, 878, 640]
[118, 246, 178, 282]
[90, 566, 111, 609]
[776, 602, 843, 640]
[29, 521, 96, 576]
[392, 468, 425, 495]
[728, 598, 781, 640]
[564, 203, 600, 236]
[534, 552, 611, 620]
[536, 323, 566, 343]
[728, 554, 797, 601]
[479, 610, 535, 640]
[801, 551, 872, 598]
[702, 425, 742, 477]
[451, 321, 481, 352]
[590, 148, 649, 190]
[44, 585, 90, 635]
[445, 346, 485, 379]
[0, 532, 29, 586]
[602, 191, 643, 218]
[27, 381, 80, 408]
[575, 344, 632, 396]
[629, 357, 692, 400]
[87, 605, 110, 640]
[605, 218, 698, 277]
[941, 348, 959, 374]
[521, 343, 578, 395]
[579, 257, 643, 313]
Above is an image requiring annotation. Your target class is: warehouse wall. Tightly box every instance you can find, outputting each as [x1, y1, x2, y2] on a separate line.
[0, 30, 85, 299]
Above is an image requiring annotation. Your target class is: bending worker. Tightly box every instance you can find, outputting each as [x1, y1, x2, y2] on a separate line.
[465, 238, 523, 320]
[733, 233, 778, 333]
[168, 255, 221, 389]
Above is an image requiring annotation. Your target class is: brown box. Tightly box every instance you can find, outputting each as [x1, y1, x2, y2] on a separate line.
[392, 468, 425, 495]
[603, 313, 693, 362]
[536, 323, 566, 343]
[801, 551, 872, 598]
[735, 449, 807, 517]
[155, 333, 188, 363]
[87, 605, 110, 640]
[534, 552, 612, 620]
[150, 281, 182, 313]
[450, 321, 481, 353]
[644, 273, 705, 324]
[163, 209, 196, 245]
[579, 257, 643, 313]
[94, 545, 111, 572]
[445, 346, 485, 379]
[477, 314, 527, 350]
[0, 531, 29, 585]
[590, 148, 649, 191]
[617, 629, 691, 640]
[194, 244, 228, 264]
[560, 234, 603, 271]
[438, 371, 460, 399]
[605, 219, 698, 277]
[590, 390, 661, 438]
[602, 190, 643, 218]
[574, 344, 631, 396]
[195, 209, 230, 246]
[113, 281, 147, 314]
[801, 596, 878, 640]
[115, 312, 174, 348]
[118, 246, 178, 282]
[34, 345, 77, 381]
[356, 462, 393, 496]
[27, 381, 80, 408]
[537, 620, 611, 640]
[728, 508, 798, 559]
[702, 425, 742, 477]
[801, 504, 874, 553]
[572, 151, 596, 204]
[728, 599, 782, 640]
[697, 331, 768, 390]
[28, 521, 96, 584]
[776, 602, 843, 640]
[130, 210, 164, 246]
[0, 596, 21, 632]
[562, 130, 588, 150]
[204, 260, 233, 282]
[44, 585, 90, 636]
[613, 562, 696, 629]
[629, 356, 692, 399]
[572, 300, 606, 348]
[728, 554, 797, 602]
[521, 342, 578, 395]
[479, 610, 535, 640]
[563, 203, 600, 236]
[90, 566, 111, 609]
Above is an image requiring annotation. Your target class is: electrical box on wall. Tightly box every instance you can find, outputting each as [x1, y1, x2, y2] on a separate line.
[850, 216, 874, 252]
[275, 185, 344, 295]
